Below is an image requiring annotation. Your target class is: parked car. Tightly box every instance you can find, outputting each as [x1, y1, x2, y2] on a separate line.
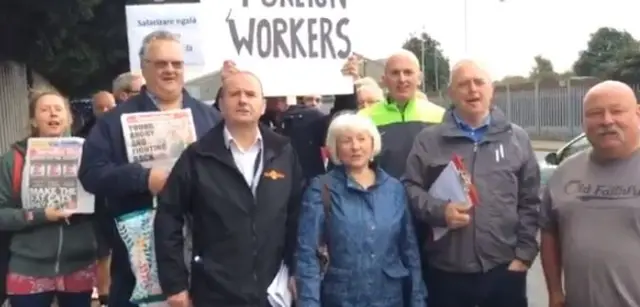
[539, 133, 590, 189]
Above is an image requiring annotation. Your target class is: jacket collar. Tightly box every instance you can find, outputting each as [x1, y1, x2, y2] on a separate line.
[440, 105, 511, 141]
[330, 164, 390, 191]
[193, 121, 289, 164]
[133, 86, 198, 112]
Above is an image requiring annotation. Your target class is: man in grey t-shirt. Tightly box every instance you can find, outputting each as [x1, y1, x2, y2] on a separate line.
[540, 80, 640, 307]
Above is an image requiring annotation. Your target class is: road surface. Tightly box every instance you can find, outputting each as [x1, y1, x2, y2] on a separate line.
[527, 150, 551, 307]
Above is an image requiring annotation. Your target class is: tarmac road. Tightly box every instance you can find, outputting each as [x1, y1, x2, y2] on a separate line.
[528, 150, 551, 307]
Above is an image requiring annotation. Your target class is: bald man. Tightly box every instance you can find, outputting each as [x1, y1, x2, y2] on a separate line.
[405, 59, 540, 307]
[93, 91, 116, 117]
[359, 49, 445, 178]
[540, 81, 640, 307]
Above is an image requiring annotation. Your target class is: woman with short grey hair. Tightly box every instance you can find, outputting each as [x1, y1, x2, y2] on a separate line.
[296, 113, 426, 307]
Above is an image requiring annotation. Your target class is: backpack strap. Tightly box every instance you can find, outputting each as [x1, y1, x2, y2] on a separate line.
[11, 150, 24, 197]
[317, 175, 332, 273]
[321, 178, 331, 242]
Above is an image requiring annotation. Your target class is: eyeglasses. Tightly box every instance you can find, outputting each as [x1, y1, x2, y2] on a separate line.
[144, 59, 184, 70]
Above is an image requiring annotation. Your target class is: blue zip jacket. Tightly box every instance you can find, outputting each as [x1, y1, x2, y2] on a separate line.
[296, 166, 426, 307]
[78, 87, 221, 217]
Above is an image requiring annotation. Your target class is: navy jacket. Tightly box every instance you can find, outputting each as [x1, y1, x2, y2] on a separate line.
[78, 87, 221, 218]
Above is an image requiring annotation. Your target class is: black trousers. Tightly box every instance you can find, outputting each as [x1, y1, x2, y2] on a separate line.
[425, 263, 528, 307]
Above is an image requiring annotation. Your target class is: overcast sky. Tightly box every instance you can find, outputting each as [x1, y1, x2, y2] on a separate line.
[358, 0, 640, 79]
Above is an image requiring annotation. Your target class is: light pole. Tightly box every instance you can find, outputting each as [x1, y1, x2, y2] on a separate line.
[463, 0, 468, 53]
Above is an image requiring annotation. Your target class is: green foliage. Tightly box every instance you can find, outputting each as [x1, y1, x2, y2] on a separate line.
[610, 53, 640, 84]
[529, 55, 557, 81]
[0, 0, 129, 96]
[402, 32, 450, 92]
[573, 27, 639, 79]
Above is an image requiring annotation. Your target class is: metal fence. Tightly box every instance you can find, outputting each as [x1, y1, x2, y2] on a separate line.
[0, 61, 59, 153]
[0, 62, 30, 153]
[427, 77, 629, 141]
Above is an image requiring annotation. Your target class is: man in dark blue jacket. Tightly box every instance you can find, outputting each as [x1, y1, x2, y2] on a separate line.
[78, 30, 221, 307]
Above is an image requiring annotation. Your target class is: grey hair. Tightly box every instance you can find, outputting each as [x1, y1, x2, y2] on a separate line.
[448, 58, 493, 86]
[138, 30, 180, 64]
[325, 113, 382, 165]
[112, 72, 143, 93]
[357, 84, 384, 101]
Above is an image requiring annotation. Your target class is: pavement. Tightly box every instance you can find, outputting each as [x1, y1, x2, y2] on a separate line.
[527, 149, 555, 307]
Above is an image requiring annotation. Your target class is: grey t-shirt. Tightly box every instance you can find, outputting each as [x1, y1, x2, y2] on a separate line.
[540, 149, 640, 307]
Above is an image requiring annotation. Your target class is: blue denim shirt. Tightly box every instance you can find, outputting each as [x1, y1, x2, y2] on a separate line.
[296, 166, 426, 307]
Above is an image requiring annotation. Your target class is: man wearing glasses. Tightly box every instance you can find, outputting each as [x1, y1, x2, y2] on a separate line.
[79, 30, 221, 307]
[112, 72, 145, 104]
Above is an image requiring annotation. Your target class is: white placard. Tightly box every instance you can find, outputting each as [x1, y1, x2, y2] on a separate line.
[219, 0, 356, 96]
[125, 0, 205, 70]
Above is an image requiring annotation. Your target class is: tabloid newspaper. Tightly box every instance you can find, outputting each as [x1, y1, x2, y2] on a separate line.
[117, 109, 197, 305]
[24, 137, 94, 214]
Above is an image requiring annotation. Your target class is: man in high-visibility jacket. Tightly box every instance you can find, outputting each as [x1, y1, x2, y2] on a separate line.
[359, 50, 445, 178]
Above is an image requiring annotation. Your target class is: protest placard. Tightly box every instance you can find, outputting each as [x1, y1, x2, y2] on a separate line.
[220, 0, 356, 96]
[125, 0, 205, 71]
[24, 137, 94, 214]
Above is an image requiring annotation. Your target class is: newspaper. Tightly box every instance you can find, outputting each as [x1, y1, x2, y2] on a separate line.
[118, 109, 197, 305]
[23, 137, 94, 214]
[121, 109, 197, 171]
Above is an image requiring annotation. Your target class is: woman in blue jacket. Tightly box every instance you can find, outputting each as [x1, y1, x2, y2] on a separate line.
[296, 113, 426, 307]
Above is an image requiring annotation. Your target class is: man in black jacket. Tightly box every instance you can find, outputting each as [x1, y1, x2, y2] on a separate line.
[155, 70, 303, 306]
[219, 57, 360, 180]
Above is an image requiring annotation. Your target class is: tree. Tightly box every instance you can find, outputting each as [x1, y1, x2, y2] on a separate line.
[403, 32, 450, 92]
[573, 27, 639, 79]
[610, 51, 640, 84]
[0, 0, 129, 96]
[529, 55, 557, 80]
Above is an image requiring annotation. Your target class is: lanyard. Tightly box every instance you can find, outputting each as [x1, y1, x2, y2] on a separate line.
[249, 149, 263, 193]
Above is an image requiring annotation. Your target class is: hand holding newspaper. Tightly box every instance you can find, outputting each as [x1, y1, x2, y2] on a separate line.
[24, 137, 94, 214]
[428, 154, 479, 241]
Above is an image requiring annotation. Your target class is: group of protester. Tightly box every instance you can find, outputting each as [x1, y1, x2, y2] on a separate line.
[0, 27, 638, 307]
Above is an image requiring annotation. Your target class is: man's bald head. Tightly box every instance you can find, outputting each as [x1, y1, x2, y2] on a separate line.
[385, 50, 420, 71]
[583, 80, 636, 108]
[382, 49, 422, 103]
[583, 80, 640, 161]
[92, 91, 116, 117]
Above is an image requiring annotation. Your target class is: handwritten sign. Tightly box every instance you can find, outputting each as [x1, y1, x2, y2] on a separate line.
[222, 0, 356, 96]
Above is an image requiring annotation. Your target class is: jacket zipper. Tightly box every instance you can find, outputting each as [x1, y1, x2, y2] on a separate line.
[471, 142, 484, 271]
[54, 224, 63, 274]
